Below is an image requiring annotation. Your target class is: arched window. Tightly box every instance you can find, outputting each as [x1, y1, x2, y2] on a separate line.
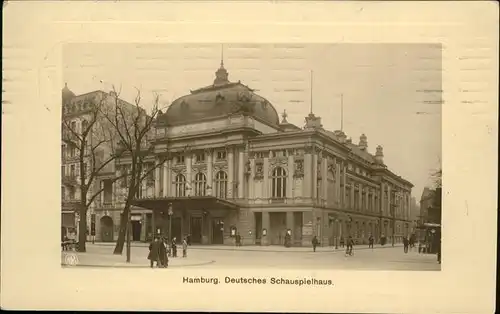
[327, 170, 335, 205]
[271, 167, 287, 199]
[175, 174, 186, 197]
[194, 172, 207, 196]
[215, 171, 228, 199]
[81, 119, 88, 133]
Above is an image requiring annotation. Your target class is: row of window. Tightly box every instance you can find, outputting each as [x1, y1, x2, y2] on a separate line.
[174, 151, 227, 165]
[62, 163, 87, 178]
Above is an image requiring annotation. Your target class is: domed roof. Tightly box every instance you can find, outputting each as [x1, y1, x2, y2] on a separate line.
[158, 62, 279, 127]
[62, 83, 76, 104]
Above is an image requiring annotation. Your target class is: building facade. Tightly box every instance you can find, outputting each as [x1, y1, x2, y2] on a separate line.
[62, 60, 414, 246]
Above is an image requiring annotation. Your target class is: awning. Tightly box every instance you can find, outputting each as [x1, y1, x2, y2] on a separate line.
[131, 196, 239, 212]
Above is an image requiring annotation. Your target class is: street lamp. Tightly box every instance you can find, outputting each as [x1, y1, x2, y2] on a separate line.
[168, 203, 173, 241]
[335, 218, 339, 249]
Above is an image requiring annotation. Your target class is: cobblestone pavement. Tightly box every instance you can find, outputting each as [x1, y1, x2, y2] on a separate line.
[62, 244, 440, 271]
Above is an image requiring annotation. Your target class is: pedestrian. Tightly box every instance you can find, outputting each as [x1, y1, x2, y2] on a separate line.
[403, 236, 409, 253]
[235, 233, 242, 247]
[171, 237, 178, 258]
[368, 235, 374, 249]
[182, 237, 188, 258]
[312, 236, 319, 252]
[186, 234, 191, 246]
[148, 237, 161, 268]
[345, 236, 354, 256]
[159, 237, 168, 267]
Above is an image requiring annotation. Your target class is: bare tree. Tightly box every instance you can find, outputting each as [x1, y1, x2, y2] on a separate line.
[62, 95, 124, 252]
[101, 87, 167, 256]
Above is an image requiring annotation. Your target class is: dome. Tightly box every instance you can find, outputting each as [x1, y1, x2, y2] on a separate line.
[158, 63, 280, 127]
[62, 83, 76, 104]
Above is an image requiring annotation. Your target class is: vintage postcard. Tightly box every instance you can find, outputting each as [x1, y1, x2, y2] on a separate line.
[1, 1, 497, 313]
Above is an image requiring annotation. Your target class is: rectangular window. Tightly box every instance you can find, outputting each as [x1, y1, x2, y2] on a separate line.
[196, 153, 205, 163]
[177, 155, 185, 164]
[61, 165, 66, 176]
[70, 165, 76, 177]
[216, 151, 227, 160]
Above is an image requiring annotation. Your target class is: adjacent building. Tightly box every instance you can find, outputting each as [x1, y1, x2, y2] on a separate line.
[62, 59, 414, 246]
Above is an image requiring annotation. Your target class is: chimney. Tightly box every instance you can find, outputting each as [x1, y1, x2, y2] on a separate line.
[375, 145, 384, 164]
[359, 133, 368, 150]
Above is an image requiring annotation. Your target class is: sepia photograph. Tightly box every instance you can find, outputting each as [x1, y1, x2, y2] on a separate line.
[60, 43, 442, 271]
[2, 1, 497, 312]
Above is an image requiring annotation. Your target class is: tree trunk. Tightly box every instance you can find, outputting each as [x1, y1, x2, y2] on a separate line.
[77, 203, 87, 252]
[113, 210, 128, 254]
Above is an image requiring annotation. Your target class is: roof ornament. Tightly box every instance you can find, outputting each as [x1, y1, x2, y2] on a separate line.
[281, 109, 288, 123]
[213, 44, 229, 86]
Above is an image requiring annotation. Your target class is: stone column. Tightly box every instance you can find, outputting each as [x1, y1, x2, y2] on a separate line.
[312, 152, 318, 200]
[186, 154, 192, 196]
[237, 150, 244, 198]
[154, 161, 161, 197]
[140, 213, 146, 241]
[227, 148, 234, 198]
[162, 160, 172, 197]
[206, 149, 213, 196]
[342, 162, 347, 207]
[249, 158, 255, 199]
[304, 149, 312, 198]
[350, 184, 355, 210]
[387, 185, 392, 216]
[287, 154, 294, 199]
[261, 211, 270, 245]
[359, 183, 363, 211]
[380, 183, 385, 216]
[322, 158, 328, 201]
[263, 156, 269, 199]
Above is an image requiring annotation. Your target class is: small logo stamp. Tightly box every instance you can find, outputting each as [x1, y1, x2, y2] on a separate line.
[63, 252, 79, 266]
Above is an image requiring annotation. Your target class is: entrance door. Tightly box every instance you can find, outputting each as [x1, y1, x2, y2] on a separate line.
[131, 221, 142, 241]
[171, 217, 182, 242]
[100, 216, 114, 242]
[190, 216, 202, 244]
[212, 218, 224, 244]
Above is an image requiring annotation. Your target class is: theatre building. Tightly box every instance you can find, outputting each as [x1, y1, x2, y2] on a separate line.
[105, 60, 414, 246]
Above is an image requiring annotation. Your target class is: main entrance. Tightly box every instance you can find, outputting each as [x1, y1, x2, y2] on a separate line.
[190, 216, 202, 244]
[131, 220, 141, 241]
[212, 218, 224, 244]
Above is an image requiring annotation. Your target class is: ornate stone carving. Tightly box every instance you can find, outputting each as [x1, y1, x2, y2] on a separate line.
[245, 160, 251, 175]
[254, 161, 264, 180]
[269, 157, 287, 169]
[317, 166, 322, 180]
[304, 146, 314, 155]
[293, 159, 304, 178]
[327, 163, 336, 176]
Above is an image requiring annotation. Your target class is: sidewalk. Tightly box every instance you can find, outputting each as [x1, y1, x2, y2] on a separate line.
[90, 242, 403, 253]
[62, 250, 215, 268]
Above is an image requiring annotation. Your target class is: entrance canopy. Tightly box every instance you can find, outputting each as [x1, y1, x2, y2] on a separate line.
[131, 196, 239, 212]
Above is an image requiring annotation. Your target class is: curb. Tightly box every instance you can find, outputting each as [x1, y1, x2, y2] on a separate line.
[87, 244, 403, 254]
[62, 260, 216, 268]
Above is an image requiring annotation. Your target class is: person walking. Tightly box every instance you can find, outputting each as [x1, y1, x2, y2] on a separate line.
[182, 237, 188, 258]
[148, 237, 161, 268]
[345, 236, 354, 256]
[403, 236, 409, 253]
[368, 235, 374, 249]
[171, 237, 178, 258]
[312, 236, 319, 252]
[159, 237, 168, 267]
[235, 233, 242, 247]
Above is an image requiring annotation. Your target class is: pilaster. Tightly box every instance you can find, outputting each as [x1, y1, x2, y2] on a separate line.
[249, 158, 255, 199]
[227, 148, 234, 198]
[206, 149, 213, 196]
[237, 150, 244, 198]
[322, 157, 328, 201]
[263, 157, 269, 198]
[186, 154, 192, 197]
[287, 153, 294, 198]
[154, 162, 161, 197]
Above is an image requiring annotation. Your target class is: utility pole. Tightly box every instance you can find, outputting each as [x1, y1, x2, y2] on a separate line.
[126, 209, 131, 262]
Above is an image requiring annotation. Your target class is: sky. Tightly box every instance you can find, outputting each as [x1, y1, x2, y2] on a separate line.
[63, 43, 442, 198]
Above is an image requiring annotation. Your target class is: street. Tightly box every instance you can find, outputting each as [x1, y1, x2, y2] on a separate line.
[62, 243, 441, 271]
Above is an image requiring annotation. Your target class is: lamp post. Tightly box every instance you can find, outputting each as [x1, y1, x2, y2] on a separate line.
[126, 210, 131, 263]
[168, 203, 173, 241]
[335, 218, 339, 249]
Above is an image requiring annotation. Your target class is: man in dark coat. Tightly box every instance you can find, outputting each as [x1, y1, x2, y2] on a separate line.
[312, 236, 319, 252]
[148, 237, 161, 268]
[403, 236, 409, 253]
[159, 237, 168, 267]
[368, 235, 374, 249]
[171, 237, 178, 258]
